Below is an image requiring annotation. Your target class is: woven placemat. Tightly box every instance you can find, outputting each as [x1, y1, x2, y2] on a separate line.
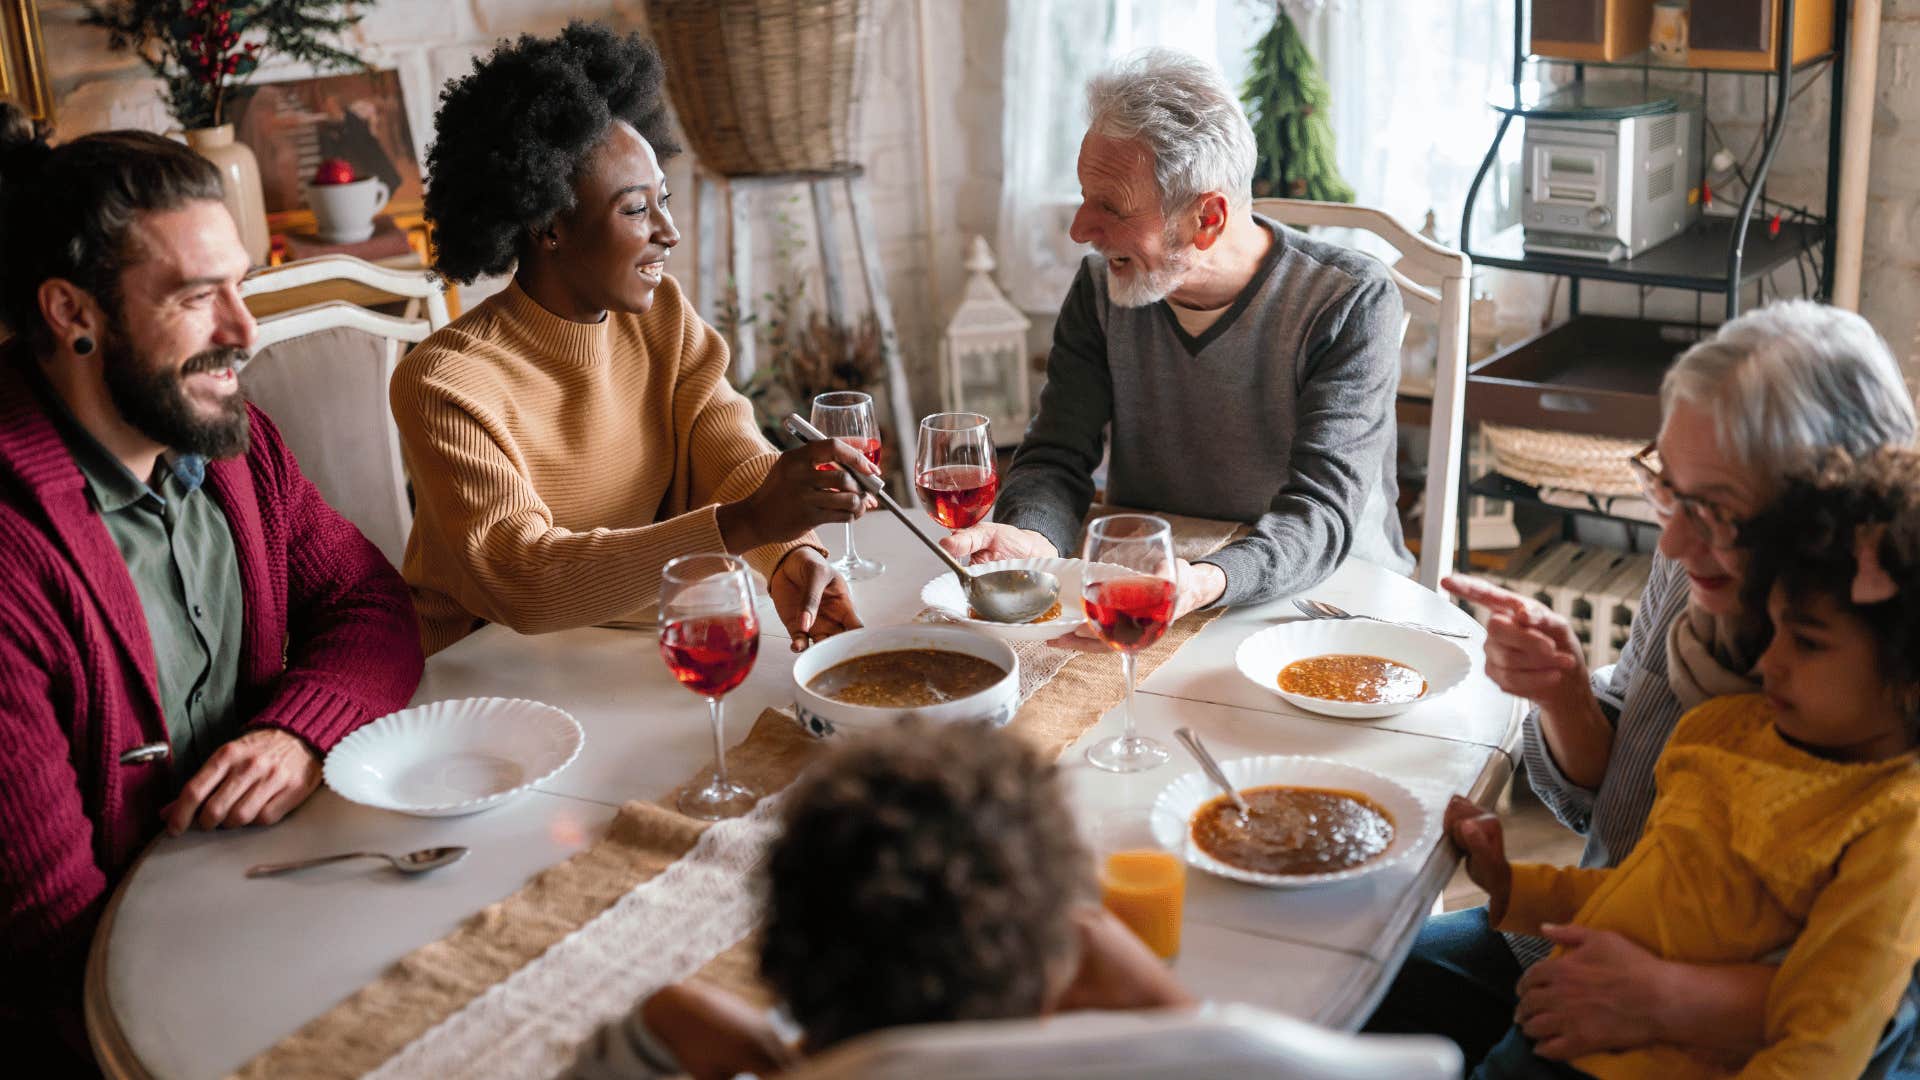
[233, 511, 1246, 1078]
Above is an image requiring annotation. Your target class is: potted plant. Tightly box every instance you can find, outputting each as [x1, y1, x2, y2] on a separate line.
[83, 0, 371, 263]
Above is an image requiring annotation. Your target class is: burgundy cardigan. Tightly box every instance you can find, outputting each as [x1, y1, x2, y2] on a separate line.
[0, 362, 424, 1056]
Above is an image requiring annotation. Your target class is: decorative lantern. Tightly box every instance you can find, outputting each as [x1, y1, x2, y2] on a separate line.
[941, 237, 1033, 447]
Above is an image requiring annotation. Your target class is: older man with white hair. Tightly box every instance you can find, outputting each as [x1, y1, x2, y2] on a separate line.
[942, 49, 1411, 619]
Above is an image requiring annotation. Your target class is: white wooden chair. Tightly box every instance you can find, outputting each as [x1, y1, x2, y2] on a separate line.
[781, 1003, 1463, 1080]
[1252, 198, 1471, 591]
[238, 255, 451, 567]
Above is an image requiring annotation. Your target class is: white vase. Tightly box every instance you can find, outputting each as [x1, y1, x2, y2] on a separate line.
[184, 124, 270, 266]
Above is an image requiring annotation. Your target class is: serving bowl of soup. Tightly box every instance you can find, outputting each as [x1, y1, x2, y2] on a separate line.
[790, 625, 1020, 737]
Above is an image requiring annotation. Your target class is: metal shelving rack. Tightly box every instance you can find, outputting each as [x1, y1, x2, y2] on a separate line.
[1461, 0, 1848, 322]
[1451, 0, 1849, 565]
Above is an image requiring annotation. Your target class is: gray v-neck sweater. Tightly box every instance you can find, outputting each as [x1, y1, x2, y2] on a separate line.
[998, 215, 1410, 607]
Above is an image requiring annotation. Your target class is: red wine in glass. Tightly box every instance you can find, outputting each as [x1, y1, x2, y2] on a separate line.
[915, 464, 1000, 530]
[811, 392, 884, 581]
[660, 613, 760, 697]
[916, 413, 996, 533]
[660, 554, 762, 820]
[1081, 514, 1176, 774]
[814, 436, 884, 472]
[849, 437, 883, 468]
[1083, 576, 1176, 653]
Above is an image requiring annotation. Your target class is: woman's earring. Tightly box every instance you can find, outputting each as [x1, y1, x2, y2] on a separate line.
[73, 336, 94, 356]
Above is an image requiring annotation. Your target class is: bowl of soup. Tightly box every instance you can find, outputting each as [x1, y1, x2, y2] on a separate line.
[1233, 619, 1470, 719]
[1150, 754, 1437, 889]
[790, 626, 1020, 737]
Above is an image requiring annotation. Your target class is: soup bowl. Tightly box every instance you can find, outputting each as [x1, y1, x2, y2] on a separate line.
[791, 625, 1020, 737]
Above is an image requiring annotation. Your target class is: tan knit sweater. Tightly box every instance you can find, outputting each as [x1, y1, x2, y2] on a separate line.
[391, 276, 812, 655]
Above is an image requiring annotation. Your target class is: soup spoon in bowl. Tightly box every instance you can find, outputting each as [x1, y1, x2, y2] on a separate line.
[782, 414, 1059, 624]
[1174, 726, 1250, 825]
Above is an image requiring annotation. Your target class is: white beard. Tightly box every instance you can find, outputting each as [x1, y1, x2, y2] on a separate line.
[1104, 253, 1188, 308]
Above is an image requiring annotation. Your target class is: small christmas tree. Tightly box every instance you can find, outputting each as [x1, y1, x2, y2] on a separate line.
[84, 1, 368, 130]
[1241, 6, 1354, 203]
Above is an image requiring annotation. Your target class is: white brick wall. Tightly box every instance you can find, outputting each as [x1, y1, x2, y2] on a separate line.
[42, 1, 1911, 381]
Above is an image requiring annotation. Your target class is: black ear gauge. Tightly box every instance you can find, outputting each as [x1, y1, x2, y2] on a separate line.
[73, 336, 94, 356]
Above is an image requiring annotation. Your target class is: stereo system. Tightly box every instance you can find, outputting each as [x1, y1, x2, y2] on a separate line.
[1521, 101, 1703, 262]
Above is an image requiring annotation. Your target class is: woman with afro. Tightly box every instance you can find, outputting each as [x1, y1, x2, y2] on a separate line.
[392, 22, 871, 655]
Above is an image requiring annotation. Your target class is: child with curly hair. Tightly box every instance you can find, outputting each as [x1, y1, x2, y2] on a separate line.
[1452, 447, 1920, 1080]
[565, 720, 1191, 1079]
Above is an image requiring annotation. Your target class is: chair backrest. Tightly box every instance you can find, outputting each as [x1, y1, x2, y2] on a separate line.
[1252, 198, 1471, 591]
[239, 256, 448, 568]
[781, 1003, 1463, 1080]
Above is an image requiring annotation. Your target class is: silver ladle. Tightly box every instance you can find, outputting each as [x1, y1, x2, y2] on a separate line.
[245, 846, 469, 878]
[782, 414, 1060, 624]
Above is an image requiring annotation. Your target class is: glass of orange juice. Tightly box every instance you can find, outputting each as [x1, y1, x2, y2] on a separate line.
[1099, 848, 1186, 960]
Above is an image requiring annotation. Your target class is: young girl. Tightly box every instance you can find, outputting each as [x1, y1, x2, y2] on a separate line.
[1451, 447, 1920, 1080]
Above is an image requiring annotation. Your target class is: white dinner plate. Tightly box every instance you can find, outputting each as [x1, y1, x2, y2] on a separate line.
[919, 556, 1087, 643]
[323, 697, 584, 817]
[1233, 619, 1471, 719]
[1151, 755, 1438, 889]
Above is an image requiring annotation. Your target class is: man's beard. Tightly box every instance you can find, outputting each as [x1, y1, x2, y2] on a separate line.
[1102, 226, 1192, 308]
[99, 318, 251, 461]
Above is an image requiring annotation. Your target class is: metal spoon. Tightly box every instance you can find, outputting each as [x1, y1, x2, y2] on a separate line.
[782, 414, 1060, 624]
[1293, 597, 1470, 639]
[1173, 726, 1250, 825]
[244, 846, 469, 878]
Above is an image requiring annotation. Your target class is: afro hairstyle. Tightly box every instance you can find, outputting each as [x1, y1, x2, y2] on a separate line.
[1741, 446, 1920, 722]
[423, 21, 681, 284]
[759, 719, 1094, 1051]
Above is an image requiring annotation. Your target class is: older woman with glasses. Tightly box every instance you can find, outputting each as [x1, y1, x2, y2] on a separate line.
[1368, 300, 1920, 1077]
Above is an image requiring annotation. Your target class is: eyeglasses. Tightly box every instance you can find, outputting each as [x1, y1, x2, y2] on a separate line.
[1628, 443, 1740, 550]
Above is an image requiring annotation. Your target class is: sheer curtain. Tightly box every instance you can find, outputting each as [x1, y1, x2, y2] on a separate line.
[997, 0, 1516, 314]
[1298, 0, 1519, 251]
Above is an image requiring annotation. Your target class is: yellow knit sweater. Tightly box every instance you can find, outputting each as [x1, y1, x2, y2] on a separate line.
[1498, 694, 1920, 1079]
[391, 276, 812, 655]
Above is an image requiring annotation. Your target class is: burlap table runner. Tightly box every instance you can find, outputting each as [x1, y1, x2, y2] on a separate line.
[234, 511, 1244, 1079]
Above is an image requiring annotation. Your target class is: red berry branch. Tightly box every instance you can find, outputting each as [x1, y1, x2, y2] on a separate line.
[84, 1, 368, 130]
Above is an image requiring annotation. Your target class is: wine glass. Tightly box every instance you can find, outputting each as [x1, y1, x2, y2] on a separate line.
[1080, 514, 1176, 773]
[810, 391, 884, 582]
[659, 554, 761, 819]
[915, 413, 999, 532]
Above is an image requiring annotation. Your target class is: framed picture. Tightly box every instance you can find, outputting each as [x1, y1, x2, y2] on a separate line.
[226, 69, 422, 219]
[0, 0, 53, 125]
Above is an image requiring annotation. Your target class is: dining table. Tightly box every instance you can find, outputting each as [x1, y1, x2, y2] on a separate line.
[85, 511, 1524, 1079]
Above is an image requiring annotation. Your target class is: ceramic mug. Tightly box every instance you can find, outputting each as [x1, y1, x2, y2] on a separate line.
[306, 177, 391, 243]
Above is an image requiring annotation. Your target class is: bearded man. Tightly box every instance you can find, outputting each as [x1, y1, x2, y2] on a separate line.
[0, 105, 423, 1068]
[943, 50, 1410, 622]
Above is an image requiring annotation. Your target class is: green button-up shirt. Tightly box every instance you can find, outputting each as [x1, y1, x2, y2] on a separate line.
[41, 386, 245, 779]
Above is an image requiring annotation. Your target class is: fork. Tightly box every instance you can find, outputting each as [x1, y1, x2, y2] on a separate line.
[1293, 598, 1471, 639]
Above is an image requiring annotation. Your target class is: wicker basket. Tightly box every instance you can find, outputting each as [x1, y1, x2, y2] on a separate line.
[1481, 423, 1645, 498]
[646, 0, 870, 177]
